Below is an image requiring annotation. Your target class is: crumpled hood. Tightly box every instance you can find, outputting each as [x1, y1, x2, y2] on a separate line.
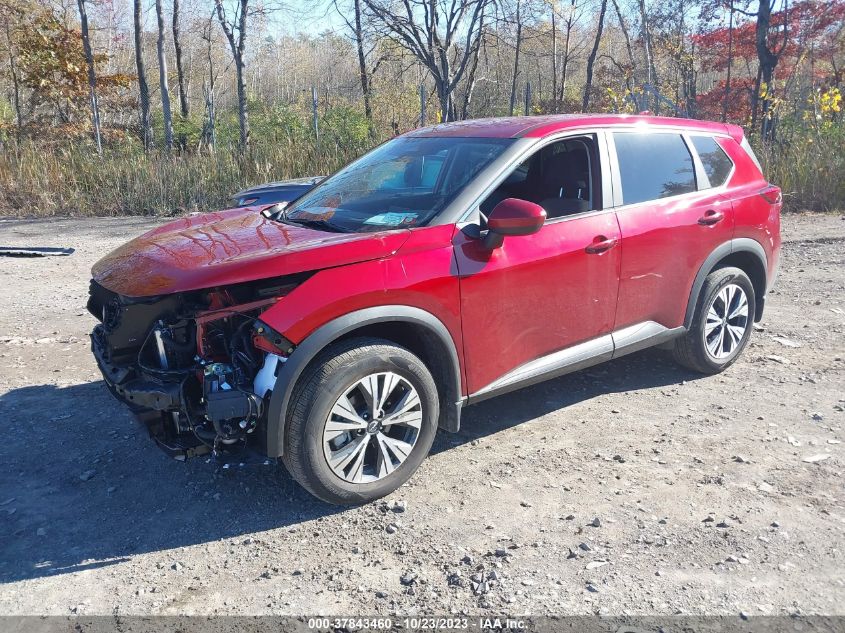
[92, 207, 410, 297]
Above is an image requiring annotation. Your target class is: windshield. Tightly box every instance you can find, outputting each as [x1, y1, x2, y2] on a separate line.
[282, 136, 514, 233]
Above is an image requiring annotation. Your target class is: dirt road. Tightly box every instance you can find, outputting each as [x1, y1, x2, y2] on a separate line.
[0, 213, 842, 617]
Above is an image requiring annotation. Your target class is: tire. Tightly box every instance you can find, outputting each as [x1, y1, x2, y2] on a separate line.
[282, 337, 439, 505]
[673, 266, 756, 375]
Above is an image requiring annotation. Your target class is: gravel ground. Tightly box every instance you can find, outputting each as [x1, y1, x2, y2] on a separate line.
[0, 212, 843, 617]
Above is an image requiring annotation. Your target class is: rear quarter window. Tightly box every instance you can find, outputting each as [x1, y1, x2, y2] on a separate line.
[691, 136, 734, 187]
[613, 132, 696, 205]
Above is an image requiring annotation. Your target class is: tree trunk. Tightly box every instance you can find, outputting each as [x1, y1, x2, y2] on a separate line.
[509, 0, 522, 116]
[755, 0, 786, 139]
[611, 0, 637, 83]
[353, 0, 373, 124]
[133, 0, 153, 149]
[722, 0, 734, 122]
[582, 0, 608, 112]
[202, 27, 216, 151]
[638, 0, 658, 87]
[215, 0, 250, 150]
[551, 8, 558, 112]
[559, 0, 575, 106]
[155, 0, 173, 151]
[461, 26, 484, 119]
[235, 59, 249, 148]
[76, 0, 102, 154]
[172, 0, 189, 119]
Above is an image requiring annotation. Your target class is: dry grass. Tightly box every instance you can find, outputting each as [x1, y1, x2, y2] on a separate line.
[0, 118, 842, 217]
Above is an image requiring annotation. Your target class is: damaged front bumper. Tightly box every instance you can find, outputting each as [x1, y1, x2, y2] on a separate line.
[87, 278, 296, 460]
[91, 327, 183, 412]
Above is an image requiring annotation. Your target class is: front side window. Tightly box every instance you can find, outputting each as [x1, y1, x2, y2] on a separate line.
[691, 136, 734, 187]
[480, 135, 601, 219]
[282, 137, 513, 233]
[613, 132, 696, 205]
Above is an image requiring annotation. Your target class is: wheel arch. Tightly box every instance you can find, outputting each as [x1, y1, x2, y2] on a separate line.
[684, 238, 768, 328]
[264, 306, 464, 458]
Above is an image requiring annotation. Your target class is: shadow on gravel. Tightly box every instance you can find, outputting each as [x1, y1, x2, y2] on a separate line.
[0, 381, 340, 584]
[0, 347, 699, 584]
[432, 347, 703, 454]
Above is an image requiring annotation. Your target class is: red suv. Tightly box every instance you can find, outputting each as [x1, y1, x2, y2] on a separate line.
[89, 115, 781, 504]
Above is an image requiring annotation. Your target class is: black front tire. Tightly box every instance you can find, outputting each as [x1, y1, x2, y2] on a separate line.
[282, 337, 439, 505]
[673, 266, 756, 375]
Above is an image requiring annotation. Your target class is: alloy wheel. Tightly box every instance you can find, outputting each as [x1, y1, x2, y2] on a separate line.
[322, 372, 422, 484]
[703, 283, 749, 360]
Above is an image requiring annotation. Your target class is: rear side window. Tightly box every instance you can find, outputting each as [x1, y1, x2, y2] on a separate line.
[740, 136, 764, 175]
[613, 132, 696, 205]
[691, 136, 733, 187]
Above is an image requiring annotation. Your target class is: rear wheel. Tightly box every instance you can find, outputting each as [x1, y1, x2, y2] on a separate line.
[673, 267, 756, 374]
[282, 337, 439, 505]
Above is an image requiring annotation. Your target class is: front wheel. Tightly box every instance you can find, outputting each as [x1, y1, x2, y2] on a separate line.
[673, 266, 756, 374]
[282, 337, 439, 505]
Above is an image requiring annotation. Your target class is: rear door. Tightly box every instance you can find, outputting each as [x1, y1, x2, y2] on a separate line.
[610, 131, 735, 335]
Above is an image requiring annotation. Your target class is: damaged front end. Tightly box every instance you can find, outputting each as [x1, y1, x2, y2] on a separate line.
[88, 278, 298, 459]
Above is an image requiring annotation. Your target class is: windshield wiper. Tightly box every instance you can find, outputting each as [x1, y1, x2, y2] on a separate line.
[282, 217, 348, 233]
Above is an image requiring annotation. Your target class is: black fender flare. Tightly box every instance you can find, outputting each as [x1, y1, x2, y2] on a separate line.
[683, 237, 768, 328]
[264, 305, 464, 458]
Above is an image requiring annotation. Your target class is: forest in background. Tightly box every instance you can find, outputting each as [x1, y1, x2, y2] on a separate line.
[0, 0, 842, 216]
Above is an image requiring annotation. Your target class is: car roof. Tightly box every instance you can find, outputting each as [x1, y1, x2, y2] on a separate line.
[404, 114, 738, 140]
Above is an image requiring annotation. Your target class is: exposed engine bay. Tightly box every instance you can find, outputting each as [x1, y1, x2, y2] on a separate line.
[88, 277, 302, 459]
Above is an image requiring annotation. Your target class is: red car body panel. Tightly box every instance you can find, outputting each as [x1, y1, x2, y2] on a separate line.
[613, 189, 735, 331]
[256, 224, 468, 390]
[453, 209, 622, 394]
[92, 206, 411, 297]
[717, 136, 782, 285]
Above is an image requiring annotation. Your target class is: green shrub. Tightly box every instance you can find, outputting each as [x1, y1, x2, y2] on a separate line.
[754, 117, 845, 212]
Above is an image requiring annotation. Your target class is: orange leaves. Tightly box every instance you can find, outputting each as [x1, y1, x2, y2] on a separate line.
[12, 8, 130, 125]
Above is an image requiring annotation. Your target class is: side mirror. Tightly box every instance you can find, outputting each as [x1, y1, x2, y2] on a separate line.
[484, 198, 546, 248]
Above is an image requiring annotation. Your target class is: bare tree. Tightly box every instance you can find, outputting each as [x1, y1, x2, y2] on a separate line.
[133, 0, 153, 149]
[751, 0, 789, 137]
[155, 0, 173, 150]
[200, 16, 218, 150]
[610, 0, 636, 76]
[363, 0, 491, 122]
[460, 13, 487, 119]
[582, 0, 608, 111]
[332, 0, 378, 126]
[637, 0, 658, 87]
[76, 0, 103, 154]
[214, 0, 250, 149]
[557, 0, 580, 106]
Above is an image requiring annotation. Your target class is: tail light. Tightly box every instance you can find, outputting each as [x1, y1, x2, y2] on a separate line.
[759, 184, 782, 205]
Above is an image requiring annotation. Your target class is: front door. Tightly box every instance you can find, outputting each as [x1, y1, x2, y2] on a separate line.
[453, 134, 621, 397]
